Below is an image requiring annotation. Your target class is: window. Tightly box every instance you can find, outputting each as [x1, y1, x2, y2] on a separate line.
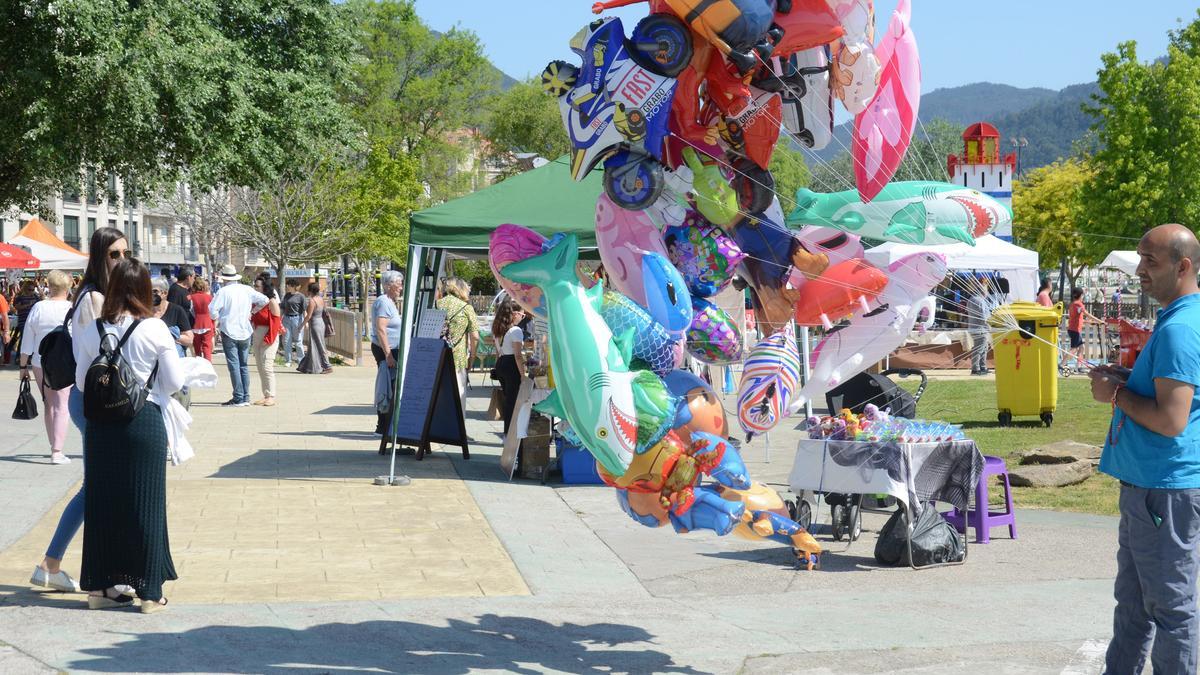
[107, 174, 118, 209]
[19, 218, 28, 231]
[108, 219, 117, 229]
[63, 216, 80, 250]
[87, 217, 96, 237]
[63, 185, 80, 203]
[86, 171, 99, 205]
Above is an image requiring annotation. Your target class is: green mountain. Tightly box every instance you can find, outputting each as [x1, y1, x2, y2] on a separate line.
[806, 81, 1099, 173]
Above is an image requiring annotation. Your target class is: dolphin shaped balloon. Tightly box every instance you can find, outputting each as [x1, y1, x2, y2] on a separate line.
[788, 181, 1011, 246]
[501, 233, 678, 477]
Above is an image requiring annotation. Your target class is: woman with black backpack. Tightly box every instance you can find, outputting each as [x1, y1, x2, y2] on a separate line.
[29, 226, 129, 596]
[72, 258, 185, 613]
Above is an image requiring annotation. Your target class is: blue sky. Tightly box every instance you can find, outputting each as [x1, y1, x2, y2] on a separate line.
[413, 1, 1198, 93]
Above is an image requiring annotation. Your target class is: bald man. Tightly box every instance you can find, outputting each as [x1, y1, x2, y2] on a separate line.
[1091, 223, 1200, 673]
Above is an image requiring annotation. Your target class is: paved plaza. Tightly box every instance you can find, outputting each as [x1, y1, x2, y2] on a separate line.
[0, 357, 1127, 673]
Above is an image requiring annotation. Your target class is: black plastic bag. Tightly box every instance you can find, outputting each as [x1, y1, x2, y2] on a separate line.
[12, 378, 38, 420]
[874, 505, 965, 567]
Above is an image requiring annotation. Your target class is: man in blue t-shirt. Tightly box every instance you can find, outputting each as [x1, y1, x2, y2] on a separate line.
[1091, 223, 1200, 673]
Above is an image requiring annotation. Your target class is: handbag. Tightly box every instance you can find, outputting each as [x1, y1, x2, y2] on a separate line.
[324, 315, 335, 338]
[486, 387, 505, 421]
[13, 378, 38, 420]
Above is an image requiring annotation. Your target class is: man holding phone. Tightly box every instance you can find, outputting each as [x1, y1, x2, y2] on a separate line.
[1091, 223, 1200, 673]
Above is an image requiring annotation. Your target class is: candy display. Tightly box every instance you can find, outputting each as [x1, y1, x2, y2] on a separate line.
[805, 405, 966, 444]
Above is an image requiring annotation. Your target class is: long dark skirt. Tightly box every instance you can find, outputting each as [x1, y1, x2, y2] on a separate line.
[495, 355, 521, 435]
[81, 402, 177, 601]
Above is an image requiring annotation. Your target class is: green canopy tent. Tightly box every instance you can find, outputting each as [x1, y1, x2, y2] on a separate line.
[387, 158, 602, 447]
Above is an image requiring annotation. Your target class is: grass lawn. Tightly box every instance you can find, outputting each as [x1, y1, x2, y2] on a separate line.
[900, 377, 1119, 516]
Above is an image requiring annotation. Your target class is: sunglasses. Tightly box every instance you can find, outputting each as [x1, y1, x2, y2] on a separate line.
[108, 249, 133, 260]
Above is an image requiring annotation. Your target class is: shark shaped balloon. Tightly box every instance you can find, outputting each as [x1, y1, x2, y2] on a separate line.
[787, 181, 1012, 246]
[501, 234, 678, 477]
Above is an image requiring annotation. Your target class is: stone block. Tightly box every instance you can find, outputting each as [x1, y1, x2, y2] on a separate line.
[1008, 460, 1095, 487]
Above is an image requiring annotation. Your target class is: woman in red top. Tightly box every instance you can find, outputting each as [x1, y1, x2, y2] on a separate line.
[250, 274, 283, 406]
[189, 278, 215, 361]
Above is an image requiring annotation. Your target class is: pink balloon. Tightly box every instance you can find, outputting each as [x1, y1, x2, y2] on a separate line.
[851, 0, 919, 203]
[489, 224, 595, 318]
[594, 193, 670, 308]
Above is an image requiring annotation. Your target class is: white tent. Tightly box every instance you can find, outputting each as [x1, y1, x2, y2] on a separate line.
[6, 219, 87, 270]
[1099, 250, 1139, 276]
[865, 235, 1040, 301]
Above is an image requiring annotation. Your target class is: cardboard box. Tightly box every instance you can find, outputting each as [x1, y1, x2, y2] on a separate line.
[520, 435, 551, 480]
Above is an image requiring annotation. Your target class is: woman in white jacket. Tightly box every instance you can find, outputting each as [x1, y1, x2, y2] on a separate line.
[17, 270, 74, 464]
[73, 259, 185, 613]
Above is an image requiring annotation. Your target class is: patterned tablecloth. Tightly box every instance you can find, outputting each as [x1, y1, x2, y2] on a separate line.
[789, 438, 985, 516]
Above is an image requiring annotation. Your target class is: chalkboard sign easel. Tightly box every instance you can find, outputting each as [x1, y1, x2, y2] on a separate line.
[380, 337, 469, 461]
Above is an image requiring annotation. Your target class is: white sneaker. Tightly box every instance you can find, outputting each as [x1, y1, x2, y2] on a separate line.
[30, 566, 82, 593]
[50, 452, 70, 465]
[236, 401, 251, 407]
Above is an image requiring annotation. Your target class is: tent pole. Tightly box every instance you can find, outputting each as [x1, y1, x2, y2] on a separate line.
[800, 324, 813, 419]
[389, 243, 425, 483]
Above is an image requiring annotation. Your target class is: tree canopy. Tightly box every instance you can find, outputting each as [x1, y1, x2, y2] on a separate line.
[1013, 158, 1095, 286]
[0, 0, 355, 210]
[1080, 11, 1200, 245]
[483, 79, 572, 171]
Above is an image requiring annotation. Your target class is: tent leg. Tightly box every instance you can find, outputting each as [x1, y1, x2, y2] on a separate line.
[389, 244, 426, 483]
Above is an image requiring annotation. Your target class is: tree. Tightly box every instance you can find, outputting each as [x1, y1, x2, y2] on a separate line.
[341, 143, 424, 291]
[215, 154, 380, 284]
[162, 183, 235, 279]
[768, 140, 811, 211]
[0, 0, 356, 210]
[1012, 159, 1096, 289]
[342, 0, 499, 203]
[484, 80, 571, 170]
[1080, 12, 1200, 244]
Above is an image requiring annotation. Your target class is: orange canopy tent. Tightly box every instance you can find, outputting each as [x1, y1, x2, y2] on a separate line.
[7, 218, 87, 269]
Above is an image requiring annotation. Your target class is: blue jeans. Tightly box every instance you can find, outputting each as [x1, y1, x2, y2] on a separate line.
[282, 315, 304, 364]
[1106, 483, 1200, 674]
[45, 387, 85, 560]
[221, 332, 252, 403]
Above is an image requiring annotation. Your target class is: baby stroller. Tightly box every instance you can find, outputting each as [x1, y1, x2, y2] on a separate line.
[821, 368, 928, 541]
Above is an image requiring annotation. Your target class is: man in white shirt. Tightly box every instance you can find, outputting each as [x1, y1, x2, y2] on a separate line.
[208, 264, 268, 406]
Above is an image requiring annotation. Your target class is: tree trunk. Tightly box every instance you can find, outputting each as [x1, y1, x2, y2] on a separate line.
[276, 260, 287, 293]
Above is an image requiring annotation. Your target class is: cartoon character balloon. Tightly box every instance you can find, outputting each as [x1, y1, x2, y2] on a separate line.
[663, 212, 747, 298]
[687, 297, 744, 364]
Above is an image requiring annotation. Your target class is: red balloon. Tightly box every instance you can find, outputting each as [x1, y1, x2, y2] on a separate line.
[772, 0, 845, 58]
[794, 259, 888, 328]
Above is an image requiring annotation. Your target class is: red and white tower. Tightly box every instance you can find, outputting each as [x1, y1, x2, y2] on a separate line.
[947, 122, 1015, 240]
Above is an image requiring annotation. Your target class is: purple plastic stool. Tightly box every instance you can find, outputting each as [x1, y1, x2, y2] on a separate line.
[944, 455, 1016, 543]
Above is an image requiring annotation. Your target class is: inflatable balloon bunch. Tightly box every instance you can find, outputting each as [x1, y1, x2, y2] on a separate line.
[491, 231, 821, 569]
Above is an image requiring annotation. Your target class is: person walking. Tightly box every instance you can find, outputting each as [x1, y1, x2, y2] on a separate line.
[9, 280, 39, 361]
[1090, 224, 1200, 674]
[74, 258, 184, 613]
[188, 277, 214, 361]
[250, 274, 282, 406]
[1068, 287, 1103, 372]
[436, 277, 479, 412]
[280, 279, 307, 367]
[17, 270, 73, 465]
[29, 226, 129, 595]
[297, 282, 332, 374]
[208, 264, 268, 406]
[371, 271, 404, 434]
[491, 300, 527, 435]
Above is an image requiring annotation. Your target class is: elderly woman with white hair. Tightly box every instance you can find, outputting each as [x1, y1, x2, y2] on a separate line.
[18, 270, 75, 464]
[372, 270, 405, 434]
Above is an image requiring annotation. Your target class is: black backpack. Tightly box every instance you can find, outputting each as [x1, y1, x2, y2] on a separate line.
[83, 319, 158, 423]
[38, 288, 93, 390]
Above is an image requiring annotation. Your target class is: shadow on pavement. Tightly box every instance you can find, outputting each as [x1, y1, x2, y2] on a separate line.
[0, 584, 86, 609]
[312, 404, 376, 416]
[67, 614, 709, 674]
[266, 430, 382, 441]
[207, 449, 403, 480]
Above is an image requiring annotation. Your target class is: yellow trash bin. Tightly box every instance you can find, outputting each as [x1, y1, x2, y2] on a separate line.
[990, 301, 1063, 427]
